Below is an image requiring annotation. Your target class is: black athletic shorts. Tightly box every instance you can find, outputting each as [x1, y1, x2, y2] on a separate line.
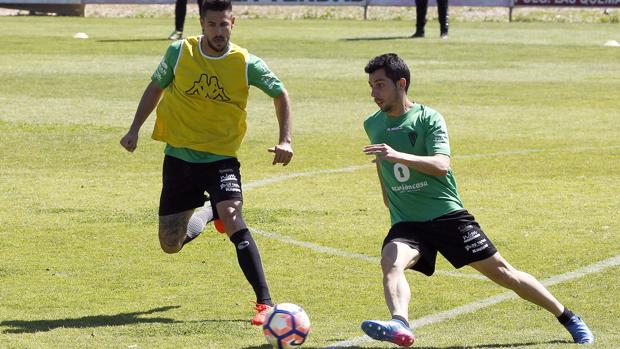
[382, 210, 497, 276]
[159, 155, 243, 216]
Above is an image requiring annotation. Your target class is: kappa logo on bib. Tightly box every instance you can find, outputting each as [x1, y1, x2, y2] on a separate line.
[185, 73, 230, 102]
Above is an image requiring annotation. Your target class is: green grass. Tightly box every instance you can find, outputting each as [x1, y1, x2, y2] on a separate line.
[1, 16, 619, 348]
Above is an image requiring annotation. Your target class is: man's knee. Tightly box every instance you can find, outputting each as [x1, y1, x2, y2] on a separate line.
[381, 254, 403, 271]
[216, 200, 243, 219]
[158, 228, 184, 254]
[160, 241, 182, 254]
[380, 242, 418, 273]
[158, 210, 192, 254]
[215, 200, 246, 234]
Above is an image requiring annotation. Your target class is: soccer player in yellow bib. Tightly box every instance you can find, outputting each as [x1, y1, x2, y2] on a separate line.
[120, 0, 292, 326]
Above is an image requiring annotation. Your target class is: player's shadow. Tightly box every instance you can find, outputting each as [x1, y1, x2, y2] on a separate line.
[187, 319, 251, 324]
[1, 305, 181, 334]
[97, 38, 170, 43]
[340, 36, 411, 41]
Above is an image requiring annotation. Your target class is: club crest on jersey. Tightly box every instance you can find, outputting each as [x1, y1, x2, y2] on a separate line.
[408, 131, 417, 147]
[185, 73, 231, 102]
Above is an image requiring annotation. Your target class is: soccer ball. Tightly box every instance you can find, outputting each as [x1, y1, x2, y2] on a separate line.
[263, 303, 311, 349]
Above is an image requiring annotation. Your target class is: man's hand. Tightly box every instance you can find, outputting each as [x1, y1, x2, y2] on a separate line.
[268, 143, 293, 166]
[363, 143, 401, 163]
[120, 131, 139, 152]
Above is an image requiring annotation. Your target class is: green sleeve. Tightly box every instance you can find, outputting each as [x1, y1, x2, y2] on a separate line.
[247, 54, 284, 98]
[425, 109, 451, 156]
[151, 40, 183, 89]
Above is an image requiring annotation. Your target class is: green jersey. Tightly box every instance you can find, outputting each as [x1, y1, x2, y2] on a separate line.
[364, 103, 464, 224]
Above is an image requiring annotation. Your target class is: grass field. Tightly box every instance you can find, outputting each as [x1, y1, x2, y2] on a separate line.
[1, 14, 619, 349]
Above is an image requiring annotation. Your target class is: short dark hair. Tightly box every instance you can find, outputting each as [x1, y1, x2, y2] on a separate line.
[200, 0, 232, 18]
[364, 53, 410, 92]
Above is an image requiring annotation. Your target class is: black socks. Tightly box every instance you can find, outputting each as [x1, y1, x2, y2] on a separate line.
[557, 307, 575, 325]
[230, 229, 273, 306]
[392, 315, 410, 328]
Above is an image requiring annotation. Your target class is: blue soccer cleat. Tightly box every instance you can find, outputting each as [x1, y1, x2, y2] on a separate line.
[361, 319, 415, 347]
[563, 314, 594, 344]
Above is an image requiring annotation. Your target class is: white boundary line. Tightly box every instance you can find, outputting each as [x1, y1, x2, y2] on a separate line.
[250, 228, 488, 281]
[244, 165, 367, 190]
[323, 254, 620, 348]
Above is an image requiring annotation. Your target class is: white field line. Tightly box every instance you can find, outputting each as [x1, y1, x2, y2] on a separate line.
[251, 228, 487, 281]
[244, 165, 367, 190]
[323, 254, 620, 348]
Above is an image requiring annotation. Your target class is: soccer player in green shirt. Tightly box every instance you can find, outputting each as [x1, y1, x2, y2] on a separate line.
[359, 53, 594, 347]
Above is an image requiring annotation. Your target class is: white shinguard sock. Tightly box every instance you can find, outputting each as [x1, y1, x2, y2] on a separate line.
[186, 203, 214, 239]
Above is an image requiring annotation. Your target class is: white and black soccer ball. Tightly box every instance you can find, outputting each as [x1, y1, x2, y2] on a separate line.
[262, 303, 310, 349]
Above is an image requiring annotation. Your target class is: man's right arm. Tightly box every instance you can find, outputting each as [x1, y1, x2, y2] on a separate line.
[120, 42, 179, 152]
[375, 162, 389, 208]
[120, 81, 164, 152]
[364, 119, 389, 208]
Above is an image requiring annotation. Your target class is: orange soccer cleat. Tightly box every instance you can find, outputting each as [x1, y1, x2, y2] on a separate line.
[251, 303, 273, 326]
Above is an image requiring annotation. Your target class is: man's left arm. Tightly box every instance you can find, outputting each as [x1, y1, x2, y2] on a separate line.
[268, 89, 293, 166]
[248, 54, 293, 166]
[363, 145, 450, 176]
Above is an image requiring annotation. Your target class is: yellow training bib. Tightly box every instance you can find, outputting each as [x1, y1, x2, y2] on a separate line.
[152, 38, 250, 157]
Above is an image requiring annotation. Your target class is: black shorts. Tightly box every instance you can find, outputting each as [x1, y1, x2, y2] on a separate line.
[159, 155, 243, 216]
[382, 210, 497, 276]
